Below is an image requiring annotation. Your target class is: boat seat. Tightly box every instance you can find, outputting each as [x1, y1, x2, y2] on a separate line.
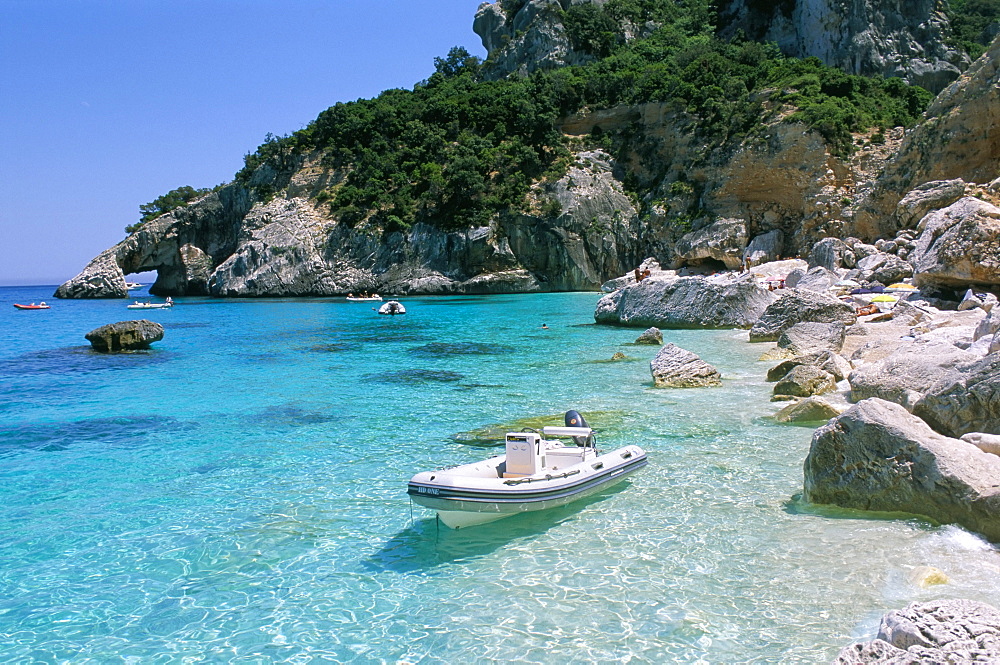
[546, 447, 586, 470]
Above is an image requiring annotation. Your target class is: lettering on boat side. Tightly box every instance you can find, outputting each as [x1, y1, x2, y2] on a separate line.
[417, 486, 440, 495]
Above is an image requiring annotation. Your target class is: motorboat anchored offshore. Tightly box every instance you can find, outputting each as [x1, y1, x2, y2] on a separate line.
[127, 297, 173, 310]
[407, 411, 647, 528]
[378, 300, 405, 315]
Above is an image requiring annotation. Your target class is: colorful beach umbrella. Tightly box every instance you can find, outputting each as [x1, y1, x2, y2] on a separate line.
[871, 294, 898, 302]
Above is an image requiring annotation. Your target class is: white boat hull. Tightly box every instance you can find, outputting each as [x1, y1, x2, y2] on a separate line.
[408, 443, 647, 529]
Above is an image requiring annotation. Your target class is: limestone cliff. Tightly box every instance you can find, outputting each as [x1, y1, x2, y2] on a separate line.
[853, 34, 1000, 240]
[716, 0, 969, 94]
[56, 150, 643, 298]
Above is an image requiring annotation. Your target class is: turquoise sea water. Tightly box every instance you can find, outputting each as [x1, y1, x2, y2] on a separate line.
[2, 285, 999, 663]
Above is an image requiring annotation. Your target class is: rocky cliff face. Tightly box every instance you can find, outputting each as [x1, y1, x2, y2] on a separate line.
[716, 0, 969, 94]
[474, 0, 614, 80]
[56, 150, 643, 298]
[853, 34, 1000, 240]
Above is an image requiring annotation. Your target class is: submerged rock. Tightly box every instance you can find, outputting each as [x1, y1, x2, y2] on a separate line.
[650, 343, 722, 388]
[634, 327, 663, 345]
[85, 320, 164, 352]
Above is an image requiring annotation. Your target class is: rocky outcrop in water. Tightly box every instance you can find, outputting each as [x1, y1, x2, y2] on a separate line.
[804, 398, 1000, 542]
[716, 0, 969, 94]
[85, 320, 164, 352]
[634, 327, 662, 345]
[595, 275, 777, 329]
[649, 343, 722, 388]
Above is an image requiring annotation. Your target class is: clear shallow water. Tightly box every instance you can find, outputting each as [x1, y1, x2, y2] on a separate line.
[1, 285, 999, 663]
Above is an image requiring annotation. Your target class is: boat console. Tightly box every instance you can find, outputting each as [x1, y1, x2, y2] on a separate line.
[504, 432, 542, 476]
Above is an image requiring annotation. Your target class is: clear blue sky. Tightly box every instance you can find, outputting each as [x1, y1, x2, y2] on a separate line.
[0, 0, 487, 286]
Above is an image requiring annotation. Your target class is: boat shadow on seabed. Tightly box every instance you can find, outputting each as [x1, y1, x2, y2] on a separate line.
[363, 484, 632, 574]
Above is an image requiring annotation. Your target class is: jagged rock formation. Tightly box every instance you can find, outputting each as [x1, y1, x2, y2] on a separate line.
[836, 599, 1000, 663]
[716, 0, 969, 94]
[561, 103, 862, 261]
[474, 0, 656, 80]
[854, 35, 1000, 239]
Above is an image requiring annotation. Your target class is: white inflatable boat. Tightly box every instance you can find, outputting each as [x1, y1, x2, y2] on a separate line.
[378, 300, 406, 315]
[407, 411, 647, 528]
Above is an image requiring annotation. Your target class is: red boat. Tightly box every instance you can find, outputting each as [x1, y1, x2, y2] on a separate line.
[13, 302, 50, 310]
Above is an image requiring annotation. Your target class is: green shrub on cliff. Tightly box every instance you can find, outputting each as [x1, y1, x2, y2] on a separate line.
[946, 0, 1000, 59]
[126, 185, 214, 234]
[223, 1, 931, 232]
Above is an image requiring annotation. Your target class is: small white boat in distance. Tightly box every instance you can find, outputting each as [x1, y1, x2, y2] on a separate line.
[378, 300, 405, 315]
[408, 411, 647, 528]
[127, 297, 173, 310]
[125, 282, 143, 289]
[346, 294, 382, 302]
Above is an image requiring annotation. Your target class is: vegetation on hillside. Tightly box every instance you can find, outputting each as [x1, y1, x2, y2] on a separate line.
[126, 185, 215, 233]
[946, 0, 1000, 59]
[149, 0, 938, 236]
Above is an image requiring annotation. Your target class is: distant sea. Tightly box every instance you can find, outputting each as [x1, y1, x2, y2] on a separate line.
[1, 284, 998, 662]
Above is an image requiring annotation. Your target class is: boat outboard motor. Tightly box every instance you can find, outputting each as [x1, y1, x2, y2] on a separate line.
[564, 410, 595, 448]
